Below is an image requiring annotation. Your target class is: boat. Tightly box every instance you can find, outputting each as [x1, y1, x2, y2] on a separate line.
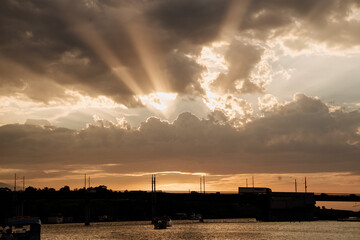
[153, 217, 167, 229]
[188, 213, 203, 221]
[166, 218, 172, 227]
[5, 216, 41, 240]
[152, 216, 172, 229]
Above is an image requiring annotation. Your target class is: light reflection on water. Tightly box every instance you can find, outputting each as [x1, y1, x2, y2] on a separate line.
[42, 219, 360, 240]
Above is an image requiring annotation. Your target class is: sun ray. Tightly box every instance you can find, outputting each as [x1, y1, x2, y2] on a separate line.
[121, 15, 171, 94]
[219, 0, 250, 41]
[66, 8, 144, 96]
[106, 4, 171, 96]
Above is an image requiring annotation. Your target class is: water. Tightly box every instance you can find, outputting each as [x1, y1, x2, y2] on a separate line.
[42, 219, 360, 240]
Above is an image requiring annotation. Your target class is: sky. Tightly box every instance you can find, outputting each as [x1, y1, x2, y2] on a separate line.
[0, 0, 360, 206]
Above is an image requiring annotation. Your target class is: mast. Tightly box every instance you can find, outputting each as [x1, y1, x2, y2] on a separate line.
[154, 174, 156, 192]
[203, 175, 205, 194]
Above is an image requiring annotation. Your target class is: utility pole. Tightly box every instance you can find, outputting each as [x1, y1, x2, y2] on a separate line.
[151, 174, 157, 218]
[295, 179, 297, 193]
[23, 176, 25, 191]
[154, 174, 156, 192]
[252, 176, 254, 188]
[305, 177, 307, 193]
[246, 178, 248, 188]
[13, 173, 23, 216]
[203, 176, 205, 194]
[151, 174, 157, 192]
[84, 173, 90, 226]
[200, 177, 202, 193]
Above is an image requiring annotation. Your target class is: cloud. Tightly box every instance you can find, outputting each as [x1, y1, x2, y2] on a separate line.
[211, 40, 265, 94]
[25, 119, 51, 126]
[203, 94, 254, 127]
[258, 94, 278, 112]
[0, 0, 208, 106]
[246, 94, 360, 151]
[1, 0, 360, 107]
[147, 0, 230, 45]
[0, 94, 359, 180]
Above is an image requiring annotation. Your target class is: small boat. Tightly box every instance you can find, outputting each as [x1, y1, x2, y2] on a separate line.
[152, 216, 172, 229]
[153, 217, 167, 229]
[188, 213, 203, 220]
[5, 216, 41, 240]
[166, 218, 172, 227]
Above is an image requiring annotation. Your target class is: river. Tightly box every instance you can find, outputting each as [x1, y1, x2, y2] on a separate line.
[42, 219, 360, 240]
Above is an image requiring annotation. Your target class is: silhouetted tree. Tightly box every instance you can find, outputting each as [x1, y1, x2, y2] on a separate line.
[59, 185, 71, 192]
[95, 185, 109, 193]
[41, 187, 56, 192]
[25, 186, 38, 192]
[0, 187, 11, 192]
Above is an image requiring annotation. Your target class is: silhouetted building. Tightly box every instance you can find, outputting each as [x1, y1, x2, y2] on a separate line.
[239, 187, 315, 221]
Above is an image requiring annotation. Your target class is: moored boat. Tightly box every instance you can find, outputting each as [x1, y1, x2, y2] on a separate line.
[152, 216, 172, 229]
[5, 216, 41, 240]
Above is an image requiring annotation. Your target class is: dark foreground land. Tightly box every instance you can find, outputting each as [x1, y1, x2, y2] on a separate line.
[0, 186, 359, 224]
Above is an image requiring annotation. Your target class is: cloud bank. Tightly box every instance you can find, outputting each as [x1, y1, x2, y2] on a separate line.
[0, 95, 359, 180]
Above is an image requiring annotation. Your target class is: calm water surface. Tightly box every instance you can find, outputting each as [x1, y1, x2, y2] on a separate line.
[42, 219, 360, 240]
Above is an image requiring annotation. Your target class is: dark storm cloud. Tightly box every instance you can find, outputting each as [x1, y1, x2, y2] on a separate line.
[1, 0, 360, 104]
[1, 95, 359, 177]
[146, 0, 231, 45]
[148, 0, 360, 47]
